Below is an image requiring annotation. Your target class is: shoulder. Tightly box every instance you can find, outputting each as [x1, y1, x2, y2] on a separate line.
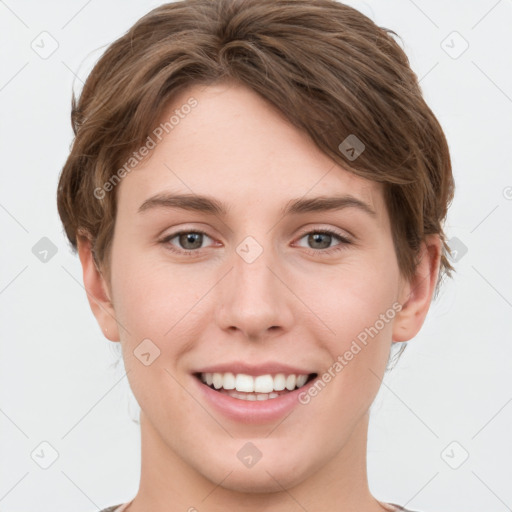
[387, 504, 422, 512]
[97, 499, 132, 512]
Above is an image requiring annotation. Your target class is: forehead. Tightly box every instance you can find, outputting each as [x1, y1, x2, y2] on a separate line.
[116, 81, 385, 221]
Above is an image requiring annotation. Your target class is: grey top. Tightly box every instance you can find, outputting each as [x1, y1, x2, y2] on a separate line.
[98, 502, 420, 512]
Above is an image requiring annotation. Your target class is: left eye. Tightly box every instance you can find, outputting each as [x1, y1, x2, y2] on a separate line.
[295, 230, 350, 250]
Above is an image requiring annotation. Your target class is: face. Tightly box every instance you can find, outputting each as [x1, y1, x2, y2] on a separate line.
[83, 81, 436, 495]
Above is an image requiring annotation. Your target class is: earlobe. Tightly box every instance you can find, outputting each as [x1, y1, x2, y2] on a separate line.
[76, 233, 120, 342]
[392, 235, 441, 343]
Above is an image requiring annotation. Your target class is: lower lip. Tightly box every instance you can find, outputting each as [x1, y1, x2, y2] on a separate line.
[193, 375, 315, 424]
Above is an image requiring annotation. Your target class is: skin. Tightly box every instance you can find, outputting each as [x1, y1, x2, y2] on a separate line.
[77, 81, 441, 512]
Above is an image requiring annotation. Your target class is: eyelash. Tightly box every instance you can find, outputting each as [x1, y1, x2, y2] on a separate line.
[159, 228, 352, 257]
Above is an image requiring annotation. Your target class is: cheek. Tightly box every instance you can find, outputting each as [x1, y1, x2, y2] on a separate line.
[299, 259, 398, 343]
[111, 249, 206, 338]
[301, 262, 398, 400]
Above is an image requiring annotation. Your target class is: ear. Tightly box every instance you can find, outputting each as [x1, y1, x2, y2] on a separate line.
[76, 233, 120, 342]
[392, 234, 441, 343]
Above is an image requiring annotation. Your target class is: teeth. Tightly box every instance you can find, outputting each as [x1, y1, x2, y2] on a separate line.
[236, 373, 254, 392]
[223, 372, 235, 390]
[200, 372, 311, 393]
[218, 389, 282, 400]
[273, 373, 286, 391]
[255, 375, 274, 393]
[285, 374, 296, 390]
[296, 374, 308, 387]
[212, 373, 223, 390]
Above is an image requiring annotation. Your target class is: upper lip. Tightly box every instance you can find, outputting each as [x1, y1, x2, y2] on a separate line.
[193, 362, 316, 376]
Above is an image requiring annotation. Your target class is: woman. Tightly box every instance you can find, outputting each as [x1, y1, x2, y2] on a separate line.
[56, 0, 455, 510]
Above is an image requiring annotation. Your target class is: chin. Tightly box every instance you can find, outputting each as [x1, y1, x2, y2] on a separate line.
[197, 453, 313, 494]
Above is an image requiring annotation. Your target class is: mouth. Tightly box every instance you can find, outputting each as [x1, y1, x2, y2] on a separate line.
[193, 371, 318, 401]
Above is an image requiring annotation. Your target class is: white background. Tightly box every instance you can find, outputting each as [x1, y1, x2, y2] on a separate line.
[0, 1, 511, 511]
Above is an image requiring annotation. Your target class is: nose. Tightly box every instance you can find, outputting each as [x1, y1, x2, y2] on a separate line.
[215, 242, 295, 341]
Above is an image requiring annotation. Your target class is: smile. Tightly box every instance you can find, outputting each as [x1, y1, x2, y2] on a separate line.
[195, 372, 317, 401]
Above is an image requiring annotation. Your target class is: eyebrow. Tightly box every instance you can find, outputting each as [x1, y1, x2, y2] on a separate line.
[137, 192, 377, 218]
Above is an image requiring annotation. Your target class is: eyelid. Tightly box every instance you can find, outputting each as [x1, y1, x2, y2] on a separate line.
[294, 225, 353, 243]
[160, 229, 217, 249]
[159, 222, 220, 241]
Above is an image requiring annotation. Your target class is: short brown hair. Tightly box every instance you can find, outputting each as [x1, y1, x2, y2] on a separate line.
[57, 0, 455, 298]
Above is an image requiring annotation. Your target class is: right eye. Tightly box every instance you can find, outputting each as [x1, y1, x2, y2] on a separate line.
[160, 230, 217, 254]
